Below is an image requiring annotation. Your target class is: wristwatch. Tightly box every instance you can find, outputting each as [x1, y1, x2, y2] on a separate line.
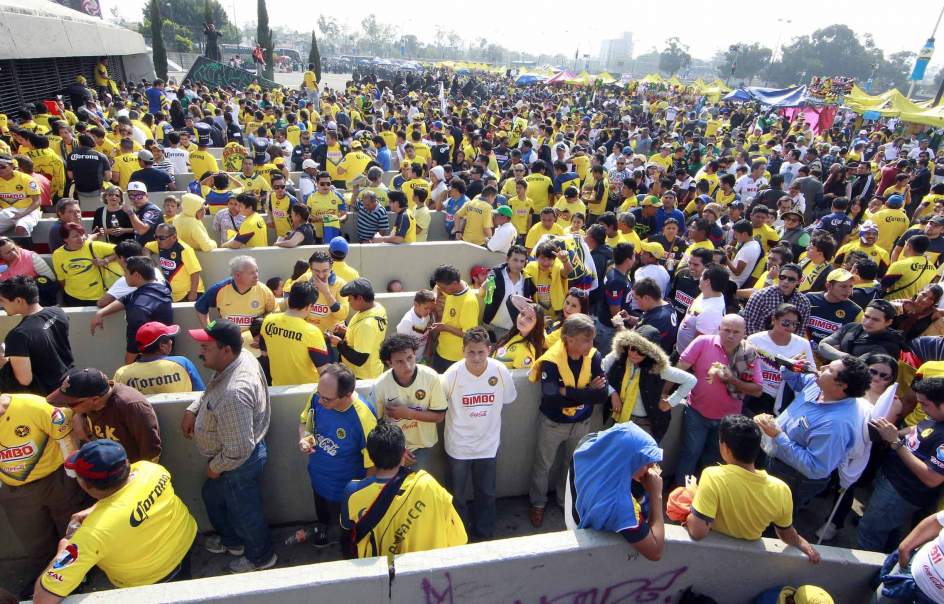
[890, 437, 905, 451]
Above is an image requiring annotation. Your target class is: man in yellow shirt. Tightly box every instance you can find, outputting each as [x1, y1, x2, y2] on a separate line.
[524, 160, 554, 212]
[0, 153, 41, 236]
[145, 223, 204, 302]
[341, 423, 466, 558]
[431, 265, 480, 373]
[283, 250, 349, 333]
[260, 281, 330, 386]
[34, 440, 197, 601]
[0, 392, 87, 599]
[112, 139, 140, 189]
[325, 278, 387, 380]
[525, 207, 565, 251]
[871, 194, 911, 252]
[302, 63, 320, 106]
[455, 186, 494, 245]
[221, 193, 267, 248]
[685, 415, 820, 563]
[306, 171, 348, 242]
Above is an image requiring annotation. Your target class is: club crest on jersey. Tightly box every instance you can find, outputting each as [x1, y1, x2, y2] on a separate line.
[414, 389, 426, 401]
[14, 425, 29, 437]
[251, 300, 261, 309]
[51, 408, 66, 426]
[52, 544, 78, 569]
[449, 308, 456, 317]
[835, 309, 846, 319]
[336, 427, 346, 440]
[488, 376, 498, 386]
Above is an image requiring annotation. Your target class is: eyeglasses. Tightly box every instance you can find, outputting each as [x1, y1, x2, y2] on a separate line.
[779, 319, 798, 328]
[779, 275, 798, 282]
[869, 367, 892, 380]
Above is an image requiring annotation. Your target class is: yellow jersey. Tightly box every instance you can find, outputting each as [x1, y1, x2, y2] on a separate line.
[113, 356, 204, 395]
[525, 221, 565, 250]
[553, 198, 587, 227]
[233, 212, 268, 248]
[236, 172, 271, 198]
[113, 153, 140, 189]
[0, 394, 72, 486]
[508, 196, 533, 234]
[884, 255, 935, 301]
[196, 278, 277, 331]
[836, 240, 890, 269]
[454, 198, 493, 245]
[333, 260, 360, 284]
[325, 142, 344, 180]
[306, 190, 345, 239]
[437, 287, 480, 362]
[267, 192, 295, 237]
[492, 333, 537, 369]
[261, 312, 328, 386]
[337, 151, 373, 184]
[690, 464, 792, 541]
[343, 304, 388, 379]
[524, 173, 553, 212]
[372, 365, 448, 450]
[188, 149, 218, 180]
[401, 178, 430, 210]
[144, 240, 204, 302]
[283, 272, 350, 332]
[26, 148, 66, 198]
[40, 461, 197, 595]
[52, 240, 119, 301]
[871, 208, 910, 252]
[0, 170, 40, 210]
[303, 70, 318, 91]
[341, 470, 466, 558]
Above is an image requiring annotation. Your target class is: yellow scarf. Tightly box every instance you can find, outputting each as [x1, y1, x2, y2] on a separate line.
[615, 363, 641, 424]
[523, 259, 567, 312]
[529, 340, 595, 417]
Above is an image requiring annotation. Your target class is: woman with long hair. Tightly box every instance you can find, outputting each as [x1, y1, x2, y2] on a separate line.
[545, 287, 589, 348]
[492, 302, 545, 369]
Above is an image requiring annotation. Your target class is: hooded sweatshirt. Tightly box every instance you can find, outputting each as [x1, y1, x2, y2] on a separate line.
[175, 193, 217, 252]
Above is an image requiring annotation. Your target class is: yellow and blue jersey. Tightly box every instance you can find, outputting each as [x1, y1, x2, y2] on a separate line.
[195, 278, 276, 331]
[113, 356, 205, 395]
[300, 393, 377, 501]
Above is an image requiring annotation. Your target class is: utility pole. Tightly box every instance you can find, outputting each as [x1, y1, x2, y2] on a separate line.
[910, 2, 944, 99]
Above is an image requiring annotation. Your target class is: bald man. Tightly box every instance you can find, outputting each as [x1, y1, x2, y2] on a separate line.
[671, 314, 764, 486]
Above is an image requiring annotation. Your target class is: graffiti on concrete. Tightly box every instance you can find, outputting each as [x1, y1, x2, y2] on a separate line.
[184, 57, 279, 91]
[420, 566, 688, 604]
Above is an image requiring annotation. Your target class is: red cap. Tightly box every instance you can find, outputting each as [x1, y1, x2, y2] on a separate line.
[135, 322, 180, 350]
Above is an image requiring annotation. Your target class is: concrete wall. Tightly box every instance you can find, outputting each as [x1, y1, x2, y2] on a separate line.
[121, 52, 156, 83]
[60, 529, 883, 604]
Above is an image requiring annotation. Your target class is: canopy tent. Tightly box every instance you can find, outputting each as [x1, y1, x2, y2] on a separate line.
[641, 73, 663, 83]
[668, 76, 683, 87]
[565, 70, 594, 85]
[596, 71, 617, 84]
[843, 84, 944, 125]
[546, 70, 575, 84]
[515, 73, 546, 85]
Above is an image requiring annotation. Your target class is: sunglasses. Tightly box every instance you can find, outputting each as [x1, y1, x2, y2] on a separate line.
[779, 275, 798, 282]
[128, 193, 146, 199]
[869, 367, 892, 380]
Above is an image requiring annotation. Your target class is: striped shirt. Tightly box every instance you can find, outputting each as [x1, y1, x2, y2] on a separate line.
[354, 202, 389, 242]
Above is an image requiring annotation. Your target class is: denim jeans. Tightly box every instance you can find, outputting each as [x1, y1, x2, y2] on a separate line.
[201, 441, 273, 564]
[448, 455, 497, 539]
[766, 457, 831, 512]
[674, 406, 722, 485]
[858, 472, 922, 553]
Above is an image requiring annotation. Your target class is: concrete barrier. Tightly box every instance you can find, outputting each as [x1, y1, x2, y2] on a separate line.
[57, 528, 882, 604]
[0, 293, 418, 381]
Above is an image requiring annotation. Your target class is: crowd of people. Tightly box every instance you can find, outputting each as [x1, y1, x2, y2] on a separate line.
[4, 59, 944, 603]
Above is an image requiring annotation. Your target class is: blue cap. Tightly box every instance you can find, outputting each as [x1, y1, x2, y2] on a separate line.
[64, 440, 128, 482]
[886, 194, 904, 208]
[432, 120, 443, 129]
[696, 194, 711, 204]
[621, 146, 633, 155]
[329, 236, 349, 257]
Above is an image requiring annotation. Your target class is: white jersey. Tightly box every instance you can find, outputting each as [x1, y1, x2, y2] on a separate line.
[164, 147, 190, 176]
[443, 358, 516, 460]
[370, 365, 447, 451]
[911, 511, 944, 603]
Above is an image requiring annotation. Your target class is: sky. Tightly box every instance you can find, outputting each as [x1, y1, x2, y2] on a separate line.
[100, 0, 944, 69]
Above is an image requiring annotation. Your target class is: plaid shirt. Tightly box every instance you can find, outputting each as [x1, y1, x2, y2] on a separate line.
[188, 349, 270, 473]
[742, 285, 811, 335]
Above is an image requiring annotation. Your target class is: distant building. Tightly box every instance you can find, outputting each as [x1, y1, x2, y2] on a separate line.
[599, 33, 634, 72]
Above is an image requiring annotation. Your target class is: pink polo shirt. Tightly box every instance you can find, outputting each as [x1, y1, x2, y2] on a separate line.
[680, 335, 763, 420]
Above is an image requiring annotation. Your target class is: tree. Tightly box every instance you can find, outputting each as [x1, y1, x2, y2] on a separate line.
[769, 25, 886, 88]
[257, 0, 274, 80]
[399, 34, 421, 58]
[659, 37, 691, 76]
[308, 30, 322, 82]
[138, 0, 236, 54]
[149, 0, 167, 80]
[204, 0, 212, 26]
[719, 43, 773, 82]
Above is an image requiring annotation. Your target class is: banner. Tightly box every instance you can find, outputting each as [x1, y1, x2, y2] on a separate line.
[183, 56, 279, 91]
[51, 0, 101, 18]
[911, 39, 935, 81]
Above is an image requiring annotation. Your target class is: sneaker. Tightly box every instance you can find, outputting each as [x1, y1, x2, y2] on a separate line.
[205, 535, 245, 556]
[229, 553, 278, 573]
[310, 524, 338, 549]
[815, 522, 838, 542]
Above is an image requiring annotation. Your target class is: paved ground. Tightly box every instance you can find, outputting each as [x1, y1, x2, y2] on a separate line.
[168, 70, 352, 94]
[2, 487, 865, 598]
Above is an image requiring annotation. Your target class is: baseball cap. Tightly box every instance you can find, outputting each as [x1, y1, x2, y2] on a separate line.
[136, 321, 180, 350]
[494, 205, 513, 218]
[350, 140, 362, 150]
[301, 158, 319, 170]
[47, 368, 110, 406]
[340, 278, 374, 298]
[660, 143, 672, 149]
[930, 215, 944, 226]
[827, 268, 854, 283]
[0, 153, 13, 166]
[696, 194, 711, 205]
[886, 194, 905, 208]
[730, 200, 746, 210]
[65, 439, 128, 483]
[137, 150, 154, 163]
[640, 195, 663, 208]
[640, 241, 666, 258]
[326, 121, 338, 131]
[127, 181, 147, 194]
[189, 319, 243, 350]
[328, 236, 349, 257]
[781, 209, 803, 221]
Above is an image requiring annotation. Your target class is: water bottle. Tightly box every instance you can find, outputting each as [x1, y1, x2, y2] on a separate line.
[109, 214, 119, 242]
[284, 528, 313, 545]
[482, 273, 496, 305]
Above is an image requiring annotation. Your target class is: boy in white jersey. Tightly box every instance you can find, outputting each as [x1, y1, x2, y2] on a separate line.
[442, 327, 517, 539]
